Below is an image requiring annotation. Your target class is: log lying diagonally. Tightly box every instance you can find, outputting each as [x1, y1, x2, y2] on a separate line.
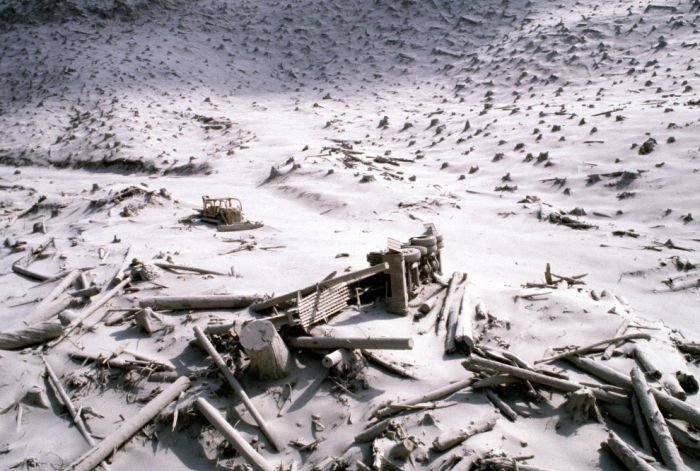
[462, 356, 627, 403]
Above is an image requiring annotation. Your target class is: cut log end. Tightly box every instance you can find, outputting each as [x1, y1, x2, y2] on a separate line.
[240, 320, 290, 381]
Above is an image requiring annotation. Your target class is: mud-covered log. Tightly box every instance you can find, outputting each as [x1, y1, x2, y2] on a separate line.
[288, 336, 413, 351]
[0, 321, 63, 350]
[431, 418, 496, 452]
[630, 367, 687, 470]
[567, 356, 700, 428]
[602, 430, 656, 471]
[463, 356, 625, 403]
[633, 344, 662, 380]
[373, 377, 475, 419]
[139, 294, 262, 311]
[24, 296, 73, 326]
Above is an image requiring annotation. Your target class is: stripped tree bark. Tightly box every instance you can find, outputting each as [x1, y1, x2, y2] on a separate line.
[153, 262, 225, 276]
[631, 393, 654, 454]
[360, 350, 416, 379]
[485, 389, 517, 421]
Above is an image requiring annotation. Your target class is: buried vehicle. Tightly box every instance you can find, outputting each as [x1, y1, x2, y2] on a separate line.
[192, 196, 264, 232]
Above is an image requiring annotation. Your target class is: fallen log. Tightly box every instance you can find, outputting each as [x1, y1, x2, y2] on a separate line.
[373, 377, 474, 419]
[322, 349, 354, 369]
[662, 373, 687, 400]
[436, 272, 465, 334]
[631, 393, 654, 454]
[566, 356, 700, 428]
[462, 357, 626, 403]
[408, 283, 444, 308]
[431, 418, 496, 452]
[196, 398, 274, 471]
[193, 326, 283, 451]
[360, 350, 416, 379]
[354, 419, 397, 443]
[50, 278, 130, 348]
[39, 269, 80, 304]
[631, 367, 687, 470]
[12, 258, 53, 281]
[138, 294, 262, 311]
[124, 350, 175, 371]
[485, 389, 518, 421]
[535, 333, 651, 364]
[603, 403, 700, 458]
[70, 286, 101, 299]
[444, 284, 466, 353]
[154, 262, 225, 276]
[0, 321, 63, 350]
[24, 295, 73, 326]
[633, 344, 662, 380]
[676, 341, 700, 357]
[43, 356, 96, 447]
[453, 289, 475, 354]
[287, 336, 413, 351]
[70, 351, 150, 370]
[602, 430, 656, 471]
[68, 376, 190, 471]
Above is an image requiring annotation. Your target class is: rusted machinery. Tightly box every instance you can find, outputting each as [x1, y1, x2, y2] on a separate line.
[251, 224, 444, 323]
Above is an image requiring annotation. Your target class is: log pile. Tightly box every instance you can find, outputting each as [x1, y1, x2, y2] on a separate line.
[2, 227, 699, 471]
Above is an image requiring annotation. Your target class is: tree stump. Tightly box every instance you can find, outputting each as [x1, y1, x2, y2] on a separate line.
[240, 320, 290, 380]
